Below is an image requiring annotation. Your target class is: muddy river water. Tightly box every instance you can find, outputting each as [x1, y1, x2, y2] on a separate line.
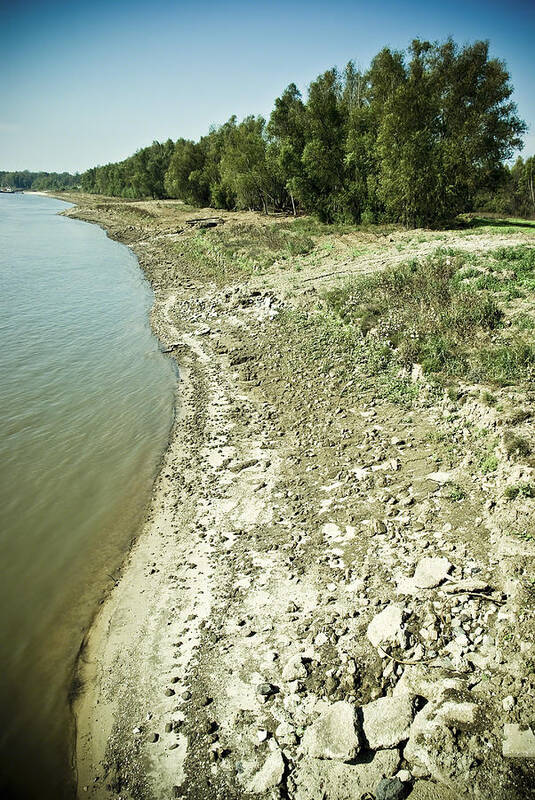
[0, 194, 176, 798]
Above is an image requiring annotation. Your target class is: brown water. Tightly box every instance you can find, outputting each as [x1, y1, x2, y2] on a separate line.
[0, 194, 177, 798]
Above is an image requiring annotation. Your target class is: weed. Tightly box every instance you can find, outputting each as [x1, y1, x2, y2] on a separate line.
[480, 455, 499, 474]
[503, 483, 535, 500]
[481, 391, 497, 406]
[508, 409, 532, 425]
[515, 313, 535, 331]
[449, 484, 467, 501]
[503, 432, 532, 458]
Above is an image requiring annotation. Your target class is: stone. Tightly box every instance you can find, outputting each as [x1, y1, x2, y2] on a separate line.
[256, 682, 277, 697]
[283, 654, 308, 681]
[302, 701, 360, 761]
[436, 700, 477, 728]
[375, 777, 405, 800]
[361, 694, 414, 749]
[293, 750, 399, 800]
[426, 471, 452, 485]
[502, 724, 535, 758]
[367, 605, 404, 649]
[246, 749, 285, 793]
[413, 558, 452, 589]
[502, 695, 515, 712]
[404, 699, 480, 787]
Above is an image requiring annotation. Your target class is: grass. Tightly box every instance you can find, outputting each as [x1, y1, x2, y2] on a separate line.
[173, 221, 315, 282]
[480, 455, 499, 474]
[322, 246, 535, 386]
[504, 483, 535, 500]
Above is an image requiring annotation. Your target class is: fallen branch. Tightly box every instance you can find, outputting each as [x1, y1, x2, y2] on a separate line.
[377, 645, 434, 667]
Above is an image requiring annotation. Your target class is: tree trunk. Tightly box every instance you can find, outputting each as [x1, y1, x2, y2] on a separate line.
[290, 192, 296, 217]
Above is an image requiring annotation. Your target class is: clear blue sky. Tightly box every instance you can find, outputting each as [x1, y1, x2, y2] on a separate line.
[2, 0, 534, 173]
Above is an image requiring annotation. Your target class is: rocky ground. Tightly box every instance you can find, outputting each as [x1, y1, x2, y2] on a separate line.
[63, 196, 535, 800]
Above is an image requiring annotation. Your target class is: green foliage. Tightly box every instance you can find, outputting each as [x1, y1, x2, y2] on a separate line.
[322, 250, 521, 382]
[0, 170, 79, 190]
[170, 221, 315, 283]
[480, 454, 499, 474]
[474, 156, 535, 218]
[76, 38, 527, 223]
[449, 484, 467, 501]
[80, 139, 175, 198]
[504, 483, 535, 500]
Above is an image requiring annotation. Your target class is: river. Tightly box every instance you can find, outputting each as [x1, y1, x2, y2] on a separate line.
[0, 194, 176, 798]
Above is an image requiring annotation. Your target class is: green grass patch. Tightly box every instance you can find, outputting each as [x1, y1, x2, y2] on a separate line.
[504, 483, 535, 500]
[322, 247, 535, 386]
[173, 221, 315, 282]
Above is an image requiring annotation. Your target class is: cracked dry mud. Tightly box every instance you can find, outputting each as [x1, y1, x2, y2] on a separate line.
[68, 198, 535, 800]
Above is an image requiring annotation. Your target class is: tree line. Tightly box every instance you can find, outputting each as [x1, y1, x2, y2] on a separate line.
[474, 156, 535, 218]
[0, 170, 79, 191]
[78, 38, 529, 226]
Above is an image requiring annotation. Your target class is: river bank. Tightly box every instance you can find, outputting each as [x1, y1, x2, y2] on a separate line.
[61, 194, 535, 800]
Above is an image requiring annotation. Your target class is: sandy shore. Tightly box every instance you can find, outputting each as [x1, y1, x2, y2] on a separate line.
[62, 195, 535, 800]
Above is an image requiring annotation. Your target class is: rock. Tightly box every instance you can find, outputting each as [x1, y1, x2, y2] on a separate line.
[436, 700, 477, 728]
[502, 724, 535, 758]
[502, 695, 515, 712]
[376, 777, 405, 800]
[404, 697, 480, 787]
[325, 675, 339, 695]
[413, 558, 452, 589]
[256, 682, 277, 698]
[426, 471, 452, 485]
[282, 654, 308, 681]
[367, 605, 404, 649]
[361, 694, 414, 749]
[293, 750, 399, 800]
[372, 519, 387, 534]
[302, 701, 361, 761]
[246, 749, 285, 793]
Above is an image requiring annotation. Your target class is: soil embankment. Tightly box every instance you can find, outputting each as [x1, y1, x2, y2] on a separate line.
[64, 195, 535, 800]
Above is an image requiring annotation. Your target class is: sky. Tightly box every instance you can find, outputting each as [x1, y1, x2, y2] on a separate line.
[1, 0, 534, 173]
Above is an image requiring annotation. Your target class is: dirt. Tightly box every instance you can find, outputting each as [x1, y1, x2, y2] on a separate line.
[59, 195, 535, 800]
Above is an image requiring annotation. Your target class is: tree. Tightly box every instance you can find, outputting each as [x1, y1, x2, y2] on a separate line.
[267, 83, 307, 214]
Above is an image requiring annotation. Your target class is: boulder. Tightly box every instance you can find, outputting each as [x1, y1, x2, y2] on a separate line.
[502, 724, 535, 758]
[413, 558, 452, 589]
[246, 749, 285, 793]
[282, 654, 308, 681]
[302, 701, 360, 761]
[426, 472, 452, 485]
[361, 694, 414, 749]
[367, 605, 404, 649]
[294, 750, 400, 800]
[404, 697, 480, 788]
[375, 777, 405, 800]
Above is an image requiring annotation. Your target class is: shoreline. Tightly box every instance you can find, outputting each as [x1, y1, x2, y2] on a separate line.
[59, 193, 535, 800]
